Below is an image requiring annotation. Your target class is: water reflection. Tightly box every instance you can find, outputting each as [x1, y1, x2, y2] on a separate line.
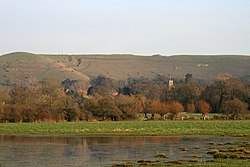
[0, 135, 246, 167]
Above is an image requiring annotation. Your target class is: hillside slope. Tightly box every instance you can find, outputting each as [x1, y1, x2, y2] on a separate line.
[0, 52, 249, 85]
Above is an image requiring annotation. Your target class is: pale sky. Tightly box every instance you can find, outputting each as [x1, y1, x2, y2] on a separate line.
[1, 0, 250, 56]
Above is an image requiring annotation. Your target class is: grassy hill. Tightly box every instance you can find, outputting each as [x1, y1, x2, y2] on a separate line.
[0, 52, 249, 85]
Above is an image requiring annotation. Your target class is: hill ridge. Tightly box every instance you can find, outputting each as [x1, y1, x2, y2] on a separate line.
[0, 52, 249, 85]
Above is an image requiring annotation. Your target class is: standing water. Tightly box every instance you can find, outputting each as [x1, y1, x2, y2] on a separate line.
[0, 135, 248, 166]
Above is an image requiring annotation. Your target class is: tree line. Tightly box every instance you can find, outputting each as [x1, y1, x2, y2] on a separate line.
[0, 74, 249, 122]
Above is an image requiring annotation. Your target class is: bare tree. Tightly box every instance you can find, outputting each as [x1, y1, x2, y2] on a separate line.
[222, 98, 248, 119]
[198, 100, 212, 120]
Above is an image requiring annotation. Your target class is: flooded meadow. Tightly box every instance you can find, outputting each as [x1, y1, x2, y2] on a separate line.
[0, 135, 249, 167]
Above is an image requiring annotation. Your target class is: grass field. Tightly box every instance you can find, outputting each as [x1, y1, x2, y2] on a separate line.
[0, 120, 250, 136]
[112, 160, 250, 167]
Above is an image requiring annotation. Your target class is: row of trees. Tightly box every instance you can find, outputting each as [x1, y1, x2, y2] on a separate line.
[0, 80, 74, 122]
[0, 74, 249, 122]
[87, 74, 250, 119]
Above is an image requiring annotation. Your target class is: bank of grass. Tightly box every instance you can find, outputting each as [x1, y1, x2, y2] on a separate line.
[0, 120, 250, 136]
[111, 160, 250, 167]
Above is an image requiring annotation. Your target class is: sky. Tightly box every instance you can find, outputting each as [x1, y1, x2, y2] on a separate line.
[0, 0, 250, 56]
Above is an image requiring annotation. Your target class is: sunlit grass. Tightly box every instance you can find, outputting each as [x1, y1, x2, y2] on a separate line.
[0, 120, 250, 136]
[113, 160, 250, 167]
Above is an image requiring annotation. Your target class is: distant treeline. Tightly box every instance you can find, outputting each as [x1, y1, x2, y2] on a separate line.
[0, 74, 249, 122]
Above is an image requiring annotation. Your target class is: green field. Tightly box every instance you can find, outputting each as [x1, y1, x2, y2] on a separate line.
[0, 120, 250, 136]
[112, 160, 250, 167]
